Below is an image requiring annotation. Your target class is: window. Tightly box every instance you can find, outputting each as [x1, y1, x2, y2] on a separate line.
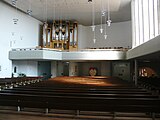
[138, 0, 144, 44]
[135, 0, 140, 46]
[154, 0, 159, 36]
[149, 0, 154, 39]
[132, 0, 160, 48]
[142, 0, 149, 42]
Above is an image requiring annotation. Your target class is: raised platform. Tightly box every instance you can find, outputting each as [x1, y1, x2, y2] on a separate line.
[9, 48, 126, 60]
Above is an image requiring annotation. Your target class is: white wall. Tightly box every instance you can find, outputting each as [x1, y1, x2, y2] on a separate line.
[112, 61, 131, 81]
[0, 1, 42, 77]
[101, 61, 111, 76]
[12, 61, 38, 77]
[78, 21, 132, 49]
[78, 25, 91, 50]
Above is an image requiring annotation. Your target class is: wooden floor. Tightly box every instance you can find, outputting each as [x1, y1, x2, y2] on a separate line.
[48, 76, 133, 88]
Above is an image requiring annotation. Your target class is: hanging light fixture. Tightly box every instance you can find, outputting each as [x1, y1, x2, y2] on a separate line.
[100, 14, 103, 33]
[93, 30, 96, 43]
[42, 0, 48, 27]
[45, 0, 48, 22]
[104, 11, 107, 39]
[52, 0, 56, 40]
[43, 1, 48, 28]
[89, 0, 96, 43]
[11, 0, 17, 6]
[100, 0, 104, 34]
[27, 0, 32, 16]
[91, 0, 95, 31]
[107, 0, 111, 26]
[42, 0, 48, 47]
[12, 0, 19, 24]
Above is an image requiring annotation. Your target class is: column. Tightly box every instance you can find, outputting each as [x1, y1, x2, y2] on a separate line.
[51, 61, 57, 78]
[134, 59, 138, 86]
[69, 62, 79, 76]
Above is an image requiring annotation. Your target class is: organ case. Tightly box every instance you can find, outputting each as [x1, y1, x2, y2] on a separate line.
[42, 20, 78, 51]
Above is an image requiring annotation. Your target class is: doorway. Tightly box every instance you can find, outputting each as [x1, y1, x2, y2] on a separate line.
[38, 61, 51, 79]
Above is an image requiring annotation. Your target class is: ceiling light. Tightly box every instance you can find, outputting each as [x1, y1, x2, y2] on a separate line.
[27, 10, 32, 15]
[93, 38, 96, 44]
[90, 0, 96, 43]
[104, 11, 107, 39]
[100, 16, 103, 33]
[100, 28, 103, 33]
[91, 25, 95, 31]
[93, 25, 96, 43]
[107, 20, 111, 26]
[104, 34, 107, 39]
[11, 0, 17, 6]
[12, 0, 19, 25]
[91, 0, 95, 31]
[107, 0, 112, 27]
[100, 0, 104, 34]
[101, 11, 106, 16]
[27, 0, 32, 16]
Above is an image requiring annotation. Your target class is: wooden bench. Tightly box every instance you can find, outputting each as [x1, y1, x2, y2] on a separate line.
[0, 78, 160, 119]
[0, 92, 160, 115]
[0, 77, 43, 90]
[1, 89, 157, 99]
[138, 77, 160, 95]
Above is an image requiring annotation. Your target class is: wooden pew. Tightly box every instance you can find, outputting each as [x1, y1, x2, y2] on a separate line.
[1, 89, 157, 98]
[0, 92, 160, 114]
[138, 77, 160, 95]
[0, 78, 160, 120]
[0, 77, 42, 90]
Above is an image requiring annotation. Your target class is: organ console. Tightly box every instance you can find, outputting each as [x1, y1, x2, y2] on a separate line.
[42, 20, 78, 51]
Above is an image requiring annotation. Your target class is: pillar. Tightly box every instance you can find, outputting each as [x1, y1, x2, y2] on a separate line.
[134, 59, 138, 86]
[51, 61, 57, 78]
[69, 62, 79, 76]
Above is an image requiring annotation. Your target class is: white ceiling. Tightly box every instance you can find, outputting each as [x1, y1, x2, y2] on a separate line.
[3, 0, 131, 25]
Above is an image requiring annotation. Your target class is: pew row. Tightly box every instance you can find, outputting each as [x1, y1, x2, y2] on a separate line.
[0, 77, 160, 120]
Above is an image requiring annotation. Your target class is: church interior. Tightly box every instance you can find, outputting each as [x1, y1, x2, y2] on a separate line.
[0, 0, 160, 119]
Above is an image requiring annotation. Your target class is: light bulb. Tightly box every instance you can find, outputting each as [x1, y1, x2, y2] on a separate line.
[104, 34, 107, 39]
[27, 10, 32, 16]
[100, 28, 103, 33]
[101, 11, 106, 16]
[91, 26, 95, 31]
[107, 20, 112, 26]
[93, 38, 96, 43]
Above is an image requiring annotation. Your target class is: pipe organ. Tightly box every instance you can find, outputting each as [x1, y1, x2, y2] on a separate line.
[42, 20, 78, 51]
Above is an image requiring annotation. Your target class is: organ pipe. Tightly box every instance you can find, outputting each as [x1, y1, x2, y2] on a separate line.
[74, 23, 77, 46]
[42, 20, 78, 50]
